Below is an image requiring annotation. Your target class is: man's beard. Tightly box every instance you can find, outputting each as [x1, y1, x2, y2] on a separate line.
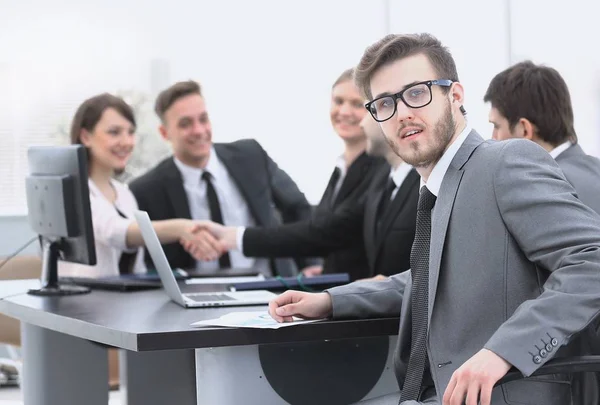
[385, 101, 456, 168]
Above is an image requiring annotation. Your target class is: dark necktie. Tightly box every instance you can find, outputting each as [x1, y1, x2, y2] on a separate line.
[201, 171, 232, 269]
[399, 186, 437, 403]
[376, 177, 397, 232]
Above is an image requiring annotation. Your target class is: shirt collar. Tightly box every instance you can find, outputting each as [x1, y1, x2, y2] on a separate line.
[174, 147, 221, 184]
[335, 155, 347, 178]
[390, 162, 413, 189]
[549, 141, 572, 159]
[420, 124, 472, 197]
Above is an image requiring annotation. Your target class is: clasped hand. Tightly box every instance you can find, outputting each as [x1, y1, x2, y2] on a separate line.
[179, 220, 235, 261]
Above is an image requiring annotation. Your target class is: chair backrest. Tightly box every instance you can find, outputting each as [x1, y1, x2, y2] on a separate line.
[0, 256, 42, 280]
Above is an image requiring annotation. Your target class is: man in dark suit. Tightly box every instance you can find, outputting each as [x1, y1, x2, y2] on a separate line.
[268, 34, 600, 405]
[185, 113, 419, 281]
[303, 68, 385, 280]
[484, 60, 600, 405]
[129, 80, 314, 277]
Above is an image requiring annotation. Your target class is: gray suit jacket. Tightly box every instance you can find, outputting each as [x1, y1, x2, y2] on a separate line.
[328, 131, 600, 405]
[556, 143, 600, 214]
[556, 143, 600, 405]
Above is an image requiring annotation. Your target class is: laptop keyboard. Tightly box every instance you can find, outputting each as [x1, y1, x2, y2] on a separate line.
[186, 293, 236, 302]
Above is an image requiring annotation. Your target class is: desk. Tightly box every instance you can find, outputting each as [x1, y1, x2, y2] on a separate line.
[0, 279, 400, 405]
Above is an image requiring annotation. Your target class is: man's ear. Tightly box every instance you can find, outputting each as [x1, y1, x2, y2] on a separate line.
[450, 82, 465, 106]
[518, 118, 537, 141]
[159, 124, 168, 141]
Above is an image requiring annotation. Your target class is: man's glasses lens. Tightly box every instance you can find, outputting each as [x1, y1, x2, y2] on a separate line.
[369, 83, 433, 122]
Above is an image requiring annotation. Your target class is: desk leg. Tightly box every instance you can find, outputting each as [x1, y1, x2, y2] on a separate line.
[195, 336, 398, 405]
[120, 349, 196, 405]
[21, 322, 109, 405]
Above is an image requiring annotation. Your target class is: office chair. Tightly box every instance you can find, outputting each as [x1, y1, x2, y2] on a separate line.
[494, 355, 600, 404]
[496, 356, 600, 386]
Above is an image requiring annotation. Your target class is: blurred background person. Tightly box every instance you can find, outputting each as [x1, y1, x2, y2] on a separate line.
[60, 93, 213, 279]
[301, 68, 385, 280]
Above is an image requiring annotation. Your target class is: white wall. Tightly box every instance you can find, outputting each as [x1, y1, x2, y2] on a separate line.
[0, 0, 389, 206]
[510, 0, 600, 157]
[388, 0, 510, 139]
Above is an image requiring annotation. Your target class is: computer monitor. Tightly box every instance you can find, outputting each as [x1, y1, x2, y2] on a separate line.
[25, 145, 96, 296]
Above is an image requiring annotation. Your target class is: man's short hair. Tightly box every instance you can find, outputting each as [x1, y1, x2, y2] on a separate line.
[484, 61, 577, 146]
[354, 33, 459, 100]
[154, 80, 202, 121]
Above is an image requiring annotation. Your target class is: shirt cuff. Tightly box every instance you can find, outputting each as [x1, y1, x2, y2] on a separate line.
[236, 226, 246, 252]
[111, 216, 136, 253]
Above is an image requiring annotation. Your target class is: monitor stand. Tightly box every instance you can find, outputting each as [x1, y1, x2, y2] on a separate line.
[28, 239, 90, 296]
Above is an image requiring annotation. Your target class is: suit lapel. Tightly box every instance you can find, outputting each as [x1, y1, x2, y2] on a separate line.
[163, 158, 192, 219]
[332, 152, 371, 206]
[375, 169, 419, 247]
[214, 144, 269, 225]
[319, 168, 340, 208]
[428, 131, 485, 324]
[364, 184, 384, 270]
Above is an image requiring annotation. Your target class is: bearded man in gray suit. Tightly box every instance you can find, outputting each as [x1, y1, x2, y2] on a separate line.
[268, 33, 600, 405]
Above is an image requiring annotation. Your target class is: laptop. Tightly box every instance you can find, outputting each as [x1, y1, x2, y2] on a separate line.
[133, 210, 277, 308]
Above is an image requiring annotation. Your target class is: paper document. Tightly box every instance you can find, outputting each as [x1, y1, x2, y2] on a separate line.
[185, 275, 265, 285]
[190, 310, 322, 329]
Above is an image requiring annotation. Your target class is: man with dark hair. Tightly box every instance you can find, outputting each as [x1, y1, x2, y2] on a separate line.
[266, 33, 600, 405]
[485, 61, 600, 405]
[129, 80, 315, 277]
[484, 61, 600, 214]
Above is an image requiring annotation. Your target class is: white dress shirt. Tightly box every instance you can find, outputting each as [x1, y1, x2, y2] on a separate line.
[174, 150, 270, 274]
[420, 124, 473, 197]
[549, 141, 572, 159]
[389, 162, 414, 200]
[59, 179, 146, 278]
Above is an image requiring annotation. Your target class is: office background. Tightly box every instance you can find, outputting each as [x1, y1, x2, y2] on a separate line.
[1, 0, 599, 256]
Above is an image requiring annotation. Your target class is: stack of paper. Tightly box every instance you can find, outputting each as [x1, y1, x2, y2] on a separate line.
[190, 311, 322, 329]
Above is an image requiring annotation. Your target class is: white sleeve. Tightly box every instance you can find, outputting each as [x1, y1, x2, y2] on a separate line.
[236, 227, 246, 252]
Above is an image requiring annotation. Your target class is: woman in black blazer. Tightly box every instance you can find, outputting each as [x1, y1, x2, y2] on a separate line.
[302, 69, 384, 281]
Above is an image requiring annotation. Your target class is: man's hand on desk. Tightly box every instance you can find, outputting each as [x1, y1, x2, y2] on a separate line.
[268, 291, 333, 323]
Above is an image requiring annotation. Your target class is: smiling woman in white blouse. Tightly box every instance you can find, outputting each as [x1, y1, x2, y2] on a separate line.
[59, 93, 214, 278]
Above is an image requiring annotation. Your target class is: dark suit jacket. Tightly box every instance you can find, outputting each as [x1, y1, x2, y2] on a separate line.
[129, 139, 313, 277]
[312, 152, 386, 279]
[243, 164, 419, 280]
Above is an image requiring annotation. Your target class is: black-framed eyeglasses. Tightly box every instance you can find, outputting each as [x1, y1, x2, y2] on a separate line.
[365, 79, 454, 122]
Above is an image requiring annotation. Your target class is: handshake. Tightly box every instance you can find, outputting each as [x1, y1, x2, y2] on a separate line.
[179, 220, 237, 261]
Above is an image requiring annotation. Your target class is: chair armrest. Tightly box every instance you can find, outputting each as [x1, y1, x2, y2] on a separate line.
[495, 356, 600, 387]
